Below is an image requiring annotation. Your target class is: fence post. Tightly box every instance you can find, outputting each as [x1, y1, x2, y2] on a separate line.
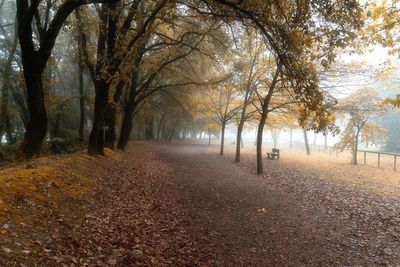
[378, 153, 380, 168]
[364, 151, 366, 165]
[395, 155, 397, 172]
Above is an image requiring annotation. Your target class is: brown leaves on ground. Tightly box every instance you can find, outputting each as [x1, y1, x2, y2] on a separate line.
[0, 143, 213, 266]
[216, 145, 400, 265]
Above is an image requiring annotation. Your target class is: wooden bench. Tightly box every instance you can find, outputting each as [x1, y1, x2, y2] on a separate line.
[266, 148, 280, 160]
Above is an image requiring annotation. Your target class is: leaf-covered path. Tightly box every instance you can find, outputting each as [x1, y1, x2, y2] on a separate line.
[1, 142, 400, 266]
[158, 142, 400, 266]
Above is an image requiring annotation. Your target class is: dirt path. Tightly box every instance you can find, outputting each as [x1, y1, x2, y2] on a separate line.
[157, 142, 400, 266]
[2, 142, 400, 266]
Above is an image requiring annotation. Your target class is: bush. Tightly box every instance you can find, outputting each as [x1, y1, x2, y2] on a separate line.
[46, 138, 80, 154]
[0, 144, 19, 164]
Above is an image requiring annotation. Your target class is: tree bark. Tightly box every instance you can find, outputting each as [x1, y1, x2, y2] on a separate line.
[303, 128, 311, 155]
[352, 129, 360, 165]
[255, 60, 282, 174]
[272, 130, 277, 149]
[145, 116, 154, 141]
[5, 116, 13, 144]
[0, 17, 18, 143]
[156, 113, 166, 140]
[235, 121, 244, 163]
[313, 132, 317, 151]
[52, 113, 61, 138]
[16, 0, 115, 158]
[208, 128, 211, 146]
[117, 102, 135, 150]
[87, 5, 109, 155]
[19, 66, 47, 158]
[220, 122, 226, 156]
[88, 80, 107, 155]
[77, 30, 85, 142]
[256, 114, 267, 174]
[104, 103, 116, 149]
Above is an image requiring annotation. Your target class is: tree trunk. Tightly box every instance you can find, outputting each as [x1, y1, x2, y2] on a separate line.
[117, 102, 136, 150]
[136, 123, 141, 140]
[88, 80, 107, 155]
[220, 122, 226, 156]
[10, 87, 29, 129]
[182, 128, 186, 140]
[145, 116, 154, 141]
[272, 130, 277, 149]
[157, 113, 166, 140]
[313, 132, 317, 151]
[0, 19, 18, 142]
[5, 116, 13, 144]
[290, 128, 293, 148]
[303, 128, 311, 155]
[52, 113, 61, 138]
[256, 114, 267, 174]
[104, 102, 116, 149]
[352, 130, 360, 165]
[78, 41, 85, 142]
[255, 60, 282, 174]
[19, 67, 47, 158]
[208, 128, 211, 146]
[167, 125, 177, 142]
[235, 121, 244, 163]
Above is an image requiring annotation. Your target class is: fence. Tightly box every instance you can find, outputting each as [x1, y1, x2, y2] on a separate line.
[358, 150, 398, 171]
[290, 142, 399, 172]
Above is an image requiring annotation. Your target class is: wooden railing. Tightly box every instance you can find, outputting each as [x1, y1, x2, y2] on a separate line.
[290, 142, 399, 172]
[358, 150, 398, 171]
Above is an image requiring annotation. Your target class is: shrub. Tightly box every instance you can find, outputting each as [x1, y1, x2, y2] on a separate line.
[0, 144, 19, 164]
[46, 138, 80, 154]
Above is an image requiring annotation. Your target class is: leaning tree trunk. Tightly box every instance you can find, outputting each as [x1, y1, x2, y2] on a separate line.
[220, 122, 226, 156]
[303, 128, 311, 155]
[256, 114, 267, 174]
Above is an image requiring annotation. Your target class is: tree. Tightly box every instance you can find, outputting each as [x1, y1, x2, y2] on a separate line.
[231, 28, 260, 163]
[334, 88, 387, 165]
[253, 58, 283, 174]
[203, 0, 363, 174]
[0, 0, 365, 162]
[15, 0, 115, 158]
[0, 3, 18, 143]
[200, 82, 239, 156]
[385, 95, 400, 108]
